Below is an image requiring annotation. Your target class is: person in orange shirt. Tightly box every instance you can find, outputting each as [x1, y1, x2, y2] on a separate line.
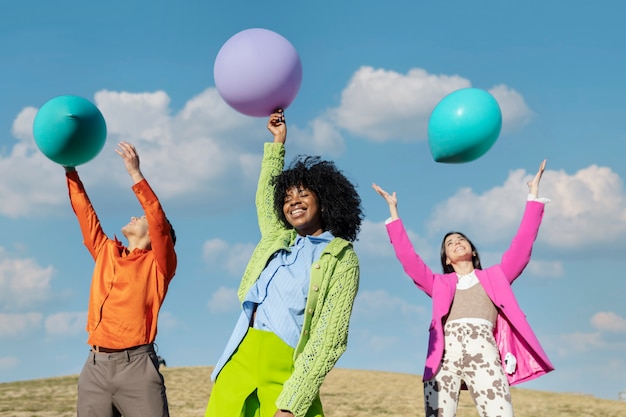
[65, 141, 177, 417]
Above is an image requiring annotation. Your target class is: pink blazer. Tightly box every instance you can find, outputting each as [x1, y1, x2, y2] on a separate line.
[386, 201, 554, 385]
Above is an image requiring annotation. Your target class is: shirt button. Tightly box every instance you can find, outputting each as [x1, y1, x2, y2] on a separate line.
[308, 308, 314, 314]
[314, 264, 320, 269]
[304, 330, 309, 335]
[313, 286, 319, 292]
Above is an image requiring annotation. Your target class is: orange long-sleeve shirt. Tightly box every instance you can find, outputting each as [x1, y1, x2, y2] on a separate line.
[67, 171, 177, 349]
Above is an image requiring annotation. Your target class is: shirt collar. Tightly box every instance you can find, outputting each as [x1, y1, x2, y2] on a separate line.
[295, 231, 334, 244]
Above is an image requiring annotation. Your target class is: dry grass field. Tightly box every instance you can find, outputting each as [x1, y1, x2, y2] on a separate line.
[1, 366, 625, 417]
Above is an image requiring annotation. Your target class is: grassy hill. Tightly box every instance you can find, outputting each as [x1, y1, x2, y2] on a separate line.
[1, 366, 625, 417]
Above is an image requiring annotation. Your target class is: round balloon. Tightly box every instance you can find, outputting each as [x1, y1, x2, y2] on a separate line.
[33, 95, 107, 167]
[214, 28, 303, 117]
[33, 95, 106, 166]
[428, 88, 502, 163]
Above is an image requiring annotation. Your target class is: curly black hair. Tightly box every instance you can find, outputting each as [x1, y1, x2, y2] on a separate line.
[272, 155, 363, 242]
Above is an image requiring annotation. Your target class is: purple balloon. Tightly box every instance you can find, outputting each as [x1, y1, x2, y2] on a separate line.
[214, 28, 303, 117]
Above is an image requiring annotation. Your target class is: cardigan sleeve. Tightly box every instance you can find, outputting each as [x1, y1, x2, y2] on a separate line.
[256, 142, 286, 237]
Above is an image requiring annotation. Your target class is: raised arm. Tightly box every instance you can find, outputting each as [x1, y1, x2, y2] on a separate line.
[117, 142, 177, 279]
[256, 110, 288, 237]
[527, 159, 546, 199]
[500, 159, 547, 282]
[65, 166, 109, 260]
[372, 183, 437, 296]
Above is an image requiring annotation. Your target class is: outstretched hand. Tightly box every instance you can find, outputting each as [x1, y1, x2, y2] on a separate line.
[267, 109, 286, 144]
[527, 159, 546, 198]
[372, 183, 399, 220]
[115, 141, 145, 184]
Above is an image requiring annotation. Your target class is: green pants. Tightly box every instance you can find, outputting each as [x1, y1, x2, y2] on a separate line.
[206, 328, 324, 417]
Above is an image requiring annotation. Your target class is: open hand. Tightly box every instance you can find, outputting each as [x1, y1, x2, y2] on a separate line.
[527, 159, 546, 198]
[115, 141, 145, 184]
[372, 183, 399, 219]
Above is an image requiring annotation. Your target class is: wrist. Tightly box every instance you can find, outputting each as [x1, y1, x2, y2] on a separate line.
[273, 134, 286, 143]
[130, 173, 145, 184]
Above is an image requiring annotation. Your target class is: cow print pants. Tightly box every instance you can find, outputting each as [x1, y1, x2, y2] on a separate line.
[424, 320, 513, 417]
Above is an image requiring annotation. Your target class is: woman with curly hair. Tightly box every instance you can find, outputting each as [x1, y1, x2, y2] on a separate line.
[206, 110, 363, 417]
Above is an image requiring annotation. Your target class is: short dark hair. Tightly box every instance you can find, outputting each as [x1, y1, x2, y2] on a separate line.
[166, 218, 176, 246]
[440, 231, 482, 274]
[272, 155, 363, 242]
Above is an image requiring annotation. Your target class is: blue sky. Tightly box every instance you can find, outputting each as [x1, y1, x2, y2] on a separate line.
[1, 0, 625, 403]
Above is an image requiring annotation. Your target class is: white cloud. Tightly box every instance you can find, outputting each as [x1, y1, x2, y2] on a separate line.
[426, 166, 626, 253]
[208, 286, 239, 313]
[44, 312, 85, 336]
[2, 86, 357, 219]
[0, 313, 43, 337]
[202, 238, 255, 276]
[540, 166, 626, 249]
[331, 66, 532, 143]
[591, 312, 626, 333]
[488, 84, 533, 132]
[0, 107, 67, 218]
[91, 87, 354, 204]
[95, 90, 173, 141]
[286, 119, 346, 157]
[92, 88, 259, 202]
[426, 169, 528, 243]
[333, 66, 470, 142]
[0, 248, 54, 310]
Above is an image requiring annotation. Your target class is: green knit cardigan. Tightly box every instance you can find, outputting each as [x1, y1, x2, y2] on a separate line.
[237, 142, 360, 417]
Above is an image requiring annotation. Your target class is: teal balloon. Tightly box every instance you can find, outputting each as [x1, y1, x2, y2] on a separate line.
[428, 88, 502, 163]
[33, 95, 107, 166]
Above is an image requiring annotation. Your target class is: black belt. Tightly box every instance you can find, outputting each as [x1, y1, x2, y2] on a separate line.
[92, 344, 145, 354]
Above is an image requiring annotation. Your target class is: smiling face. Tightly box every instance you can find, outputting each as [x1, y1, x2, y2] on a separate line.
[443, 233, 474, 266]
[282, 185, 323, 237]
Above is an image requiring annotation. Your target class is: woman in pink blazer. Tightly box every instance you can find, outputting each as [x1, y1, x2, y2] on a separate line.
[372, 160, 553, 417]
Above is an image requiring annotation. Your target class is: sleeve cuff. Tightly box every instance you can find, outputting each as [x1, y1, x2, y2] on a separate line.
[527, 194, 551, 204]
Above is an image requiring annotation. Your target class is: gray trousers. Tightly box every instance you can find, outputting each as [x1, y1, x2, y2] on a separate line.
[77, 344, 169, 417]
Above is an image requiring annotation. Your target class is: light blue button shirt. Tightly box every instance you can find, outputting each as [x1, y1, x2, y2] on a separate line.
[211, 231, 333, 380]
